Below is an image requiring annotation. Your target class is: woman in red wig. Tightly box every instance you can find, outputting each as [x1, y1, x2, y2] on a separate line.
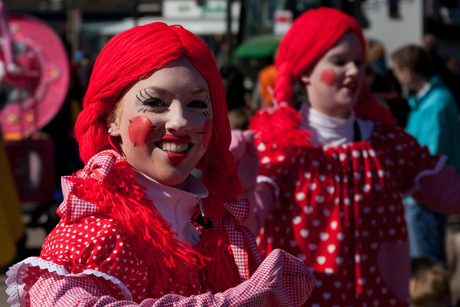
[245, 7, 460, 307]
[6, 23, 315, 306]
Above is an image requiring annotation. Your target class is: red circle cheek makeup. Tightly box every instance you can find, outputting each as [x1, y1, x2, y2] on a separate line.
[128, 115, 155, 147]
[320, 69, 337, 87]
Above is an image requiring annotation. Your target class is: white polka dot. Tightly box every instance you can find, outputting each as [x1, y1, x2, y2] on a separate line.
[319, 174, 326, 181]
[353, 172, 361, 180]
[323, 209, 331, 217]
[290, 240, 297, 247]
[277, 155, 285, 162]
[267, 237, 273, 243]
[352, 150, 360, 158]
[317, 256, 326, 265]
[339, 153, 347, 161]
[309, 183, 317, 190]
[327, 244, 336, 253]
[312, 160, 319, 167]
[296, 192, 306, 201]
[377, 207, 384, 214]
[336, 257, 343, 265]
[358, 278, 366, 285]
[304, 172, 311, 179]
[330, 221, 338, 230]
[293, 216, 302, 225]
[309, 243, 317, 250]
[354, 194, 363, 202]
[320, 232, 329, 241]
[300, 229, 309, 238]
[304, 206, 313, 214]
[312, 220, 321, 227]
[337, 233, 345, 241]
[261, 156, 270, 164]
[315, 195, 324, 203]
[327, 186, 335, 194]
[298, 254, 306, 261]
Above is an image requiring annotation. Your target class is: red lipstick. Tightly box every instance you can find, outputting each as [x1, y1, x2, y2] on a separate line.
[160, 134, 192, 143]
[158, 134, 191, 166]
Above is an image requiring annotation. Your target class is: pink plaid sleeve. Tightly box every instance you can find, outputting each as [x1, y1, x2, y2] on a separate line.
[19, 249, 314, 307]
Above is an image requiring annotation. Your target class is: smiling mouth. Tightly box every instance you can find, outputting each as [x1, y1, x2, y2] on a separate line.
[156, 141, 191, 153]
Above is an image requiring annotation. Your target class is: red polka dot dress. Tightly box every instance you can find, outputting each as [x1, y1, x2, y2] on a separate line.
[255, 121, 444, 307]
[6, 150, 317, 306]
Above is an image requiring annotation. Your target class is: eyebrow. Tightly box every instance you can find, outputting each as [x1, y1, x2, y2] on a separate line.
[142, 86, 208, 95]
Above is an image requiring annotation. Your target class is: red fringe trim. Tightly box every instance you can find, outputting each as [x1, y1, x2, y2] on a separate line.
[69, 160, 206, 287]
[249, 106, 312, 150]
[194, 227, 240, 292]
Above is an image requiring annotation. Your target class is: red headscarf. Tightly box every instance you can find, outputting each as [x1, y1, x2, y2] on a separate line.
[75, 23, 242, 292]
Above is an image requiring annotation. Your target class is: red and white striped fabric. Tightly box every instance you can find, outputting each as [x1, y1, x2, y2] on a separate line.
[6, 150, 315, 307]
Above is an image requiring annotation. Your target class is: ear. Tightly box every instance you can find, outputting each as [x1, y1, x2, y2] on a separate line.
[109, 120, 121, 137]
[300, 73, 310, 84]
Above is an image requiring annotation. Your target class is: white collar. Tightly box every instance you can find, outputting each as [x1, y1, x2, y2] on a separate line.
[299, 103, 356, 147]
[415, 82, 431, 100]
[133, 170, 208, 247]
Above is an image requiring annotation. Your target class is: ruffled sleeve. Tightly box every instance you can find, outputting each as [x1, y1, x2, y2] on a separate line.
[7, 249, 315, 307]
[376, 123, 446, 196]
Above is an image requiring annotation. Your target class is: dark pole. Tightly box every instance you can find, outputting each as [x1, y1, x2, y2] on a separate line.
[226, 0, 233, 65]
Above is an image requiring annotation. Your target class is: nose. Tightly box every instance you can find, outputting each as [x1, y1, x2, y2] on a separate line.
[346, 61, 360, 78]
[165, 101, 191, 134]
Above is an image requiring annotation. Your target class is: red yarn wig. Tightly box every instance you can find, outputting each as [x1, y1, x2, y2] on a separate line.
[250, 8, 395, 147]
[274, 7, 366, 106]
[75, 23, 242, 291]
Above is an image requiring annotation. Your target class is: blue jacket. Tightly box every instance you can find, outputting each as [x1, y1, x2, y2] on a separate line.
[406, 75, 460, 171]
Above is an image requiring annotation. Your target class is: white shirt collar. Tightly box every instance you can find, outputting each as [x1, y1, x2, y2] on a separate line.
[133, 170, 208, 247]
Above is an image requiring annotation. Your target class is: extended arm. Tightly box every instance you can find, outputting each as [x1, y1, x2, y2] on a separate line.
[413, 164, 460, 215]
[25, 249, 314, 307]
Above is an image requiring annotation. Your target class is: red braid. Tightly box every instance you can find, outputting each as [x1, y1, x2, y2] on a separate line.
[75, 23, 241, 292]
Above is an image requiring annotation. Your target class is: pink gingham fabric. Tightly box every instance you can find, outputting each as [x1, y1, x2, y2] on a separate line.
[8, 249, 315, 307]
[6, 150, 315, 306]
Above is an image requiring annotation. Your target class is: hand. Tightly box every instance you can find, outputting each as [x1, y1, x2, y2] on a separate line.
[230, 129, 259, 200]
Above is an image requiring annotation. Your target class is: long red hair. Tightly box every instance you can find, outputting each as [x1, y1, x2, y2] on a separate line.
[75, 23, 241, 292]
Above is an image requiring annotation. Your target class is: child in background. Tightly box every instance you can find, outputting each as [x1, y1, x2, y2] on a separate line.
[410, 257, 451, 307]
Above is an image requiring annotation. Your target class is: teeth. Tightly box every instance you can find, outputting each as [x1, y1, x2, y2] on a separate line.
[158, 141, 189, 153]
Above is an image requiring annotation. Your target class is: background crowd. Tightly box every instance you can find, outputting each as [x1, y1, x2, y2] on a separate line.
[2, 3, 460, 307]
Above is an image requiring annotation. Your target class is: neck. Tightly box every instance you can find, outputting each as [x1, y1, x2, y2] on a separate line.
[300, 103, 356, 146]
[410, 77, 430, 95]
[133, 170, 208, 246]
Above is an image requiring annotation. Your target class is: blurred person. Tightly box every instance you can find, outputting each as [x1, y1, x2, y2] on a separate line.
[366, 38, 410, 126]
[422, 33, 460, 108]
[219, 64, 254, 130]
[392, 44, 460, 267]
[257, 64, 277, 108]
[235, 7, 460, 306]
[410, 257, 451, 307]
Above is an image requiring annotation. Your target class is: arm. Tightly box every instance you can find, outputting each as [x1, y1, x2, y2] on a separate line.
[413, 164, 460, 215]
[241, 181, 276, 237]
[229, 130, 277, 237]
[26, 249, 314, 307]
